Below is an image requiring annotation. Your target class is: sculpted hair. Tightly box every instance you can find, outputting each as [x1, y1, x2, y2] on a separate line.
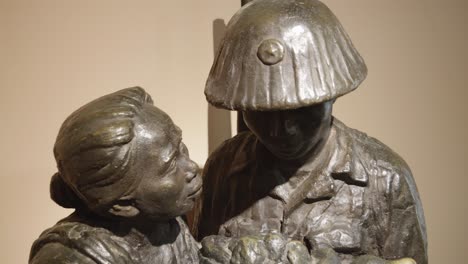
[51, 87, 154, 211]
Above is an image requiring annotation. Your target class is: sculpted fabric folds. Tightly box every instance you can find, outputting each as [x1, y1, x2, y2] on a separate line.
[195, 119, 428, 263]
[205, 0, 368, 111]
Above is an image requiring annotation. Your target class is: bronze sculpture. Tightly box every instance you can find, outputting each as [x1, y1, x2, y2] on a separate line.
[194, 0, 427, 263]
[29, 87, 202, 263]
[28, 87, 315, 264]
[28, 0, 428, 263]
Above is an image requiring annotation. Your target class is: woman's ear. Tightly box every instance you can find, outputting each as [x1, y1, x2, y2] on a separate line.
[108, 198, 140, 218]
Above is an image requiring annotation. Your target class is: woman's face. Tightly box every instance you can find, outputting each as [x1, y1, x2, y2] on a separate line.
[243, 101, 333, 160]
[131, 106, 202, 220]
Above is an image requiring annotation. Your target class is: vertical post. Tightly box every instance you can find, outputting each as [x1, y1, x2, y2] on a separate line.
[208, 20, 232, 154]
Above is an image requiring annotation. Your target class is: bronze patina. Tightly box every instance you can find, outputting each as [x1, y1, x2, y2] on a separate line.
[29, 88, 202, 263]
[29, 88, 316, 264]
[29, 0, 427, 263]
[195, 0, 427, 263]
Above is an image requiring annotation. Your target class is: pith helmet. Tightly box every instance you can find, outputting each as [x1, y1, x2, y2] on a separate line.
[205, 0, 367, 111]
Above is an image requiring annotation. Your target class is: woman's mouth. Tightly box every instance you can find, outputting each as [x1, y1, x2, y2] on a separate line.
[187, 183, 202, 199]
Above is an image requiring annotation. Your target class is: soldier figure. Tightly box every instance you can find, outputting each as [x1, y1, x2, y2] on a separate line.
[194, 0, 427, 263]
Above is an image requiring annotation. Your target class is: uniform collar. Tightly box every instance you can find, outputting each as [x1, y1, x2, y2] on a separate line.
[329, 119, 368, 186]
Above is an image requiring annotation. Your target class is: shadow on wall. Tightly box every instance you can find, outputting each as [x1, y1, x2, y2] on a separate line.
[207, 16, 252, 155]
[208, 19, 232, 154]
[208, 0, 255, 154]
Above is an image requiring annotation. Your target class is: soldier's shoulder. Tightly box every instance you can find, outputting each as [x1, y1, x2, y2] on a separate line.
[334, 119, 425, 219]
[335, 121, 427, 261]
[334, 118, 412, 177]
[205, 131, 257, 166]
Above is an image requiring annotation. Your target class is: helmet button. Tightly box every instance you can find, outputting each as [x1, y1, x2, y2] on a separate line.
[257, 39, 284, 65]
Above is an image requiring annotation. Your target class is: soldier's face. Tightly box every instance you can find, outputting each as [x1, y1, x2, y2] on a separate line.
[243, 101, 333, 160]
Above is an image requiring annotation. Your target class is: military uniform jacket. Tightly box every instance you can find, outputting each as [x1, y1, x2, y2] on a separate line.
[195, 118, 427, 264]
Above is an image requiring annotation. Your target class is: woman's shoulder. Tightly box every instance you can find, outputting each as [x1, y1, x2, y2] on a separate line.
[30, 242, 97, 264]
[29, 215, 137, 264]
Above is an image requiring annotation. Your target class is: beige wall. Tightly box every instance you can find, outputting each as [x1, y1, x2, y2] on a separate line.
[1, 0, 467, 263]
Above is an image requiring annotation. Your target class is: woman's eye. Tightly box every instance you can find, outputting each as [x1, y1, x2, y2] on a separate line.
[164, 156, 177, 174]
[170, 157, 178, 169]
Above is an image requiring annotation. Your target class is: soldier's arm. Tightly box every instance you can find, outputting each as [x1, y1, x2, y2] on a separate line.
[378, 163, 428, 264]
[193, 133, 252, 239]
[193, 140, 232, 239]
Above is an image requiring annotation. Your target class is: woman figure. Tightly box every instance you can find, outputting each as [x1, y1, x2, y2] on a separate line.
[29, 87, 202, 263]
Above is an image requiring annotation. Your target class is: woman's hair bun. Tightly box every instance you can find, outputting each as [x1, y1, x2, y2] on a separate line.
[50, 173, 83, 209]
